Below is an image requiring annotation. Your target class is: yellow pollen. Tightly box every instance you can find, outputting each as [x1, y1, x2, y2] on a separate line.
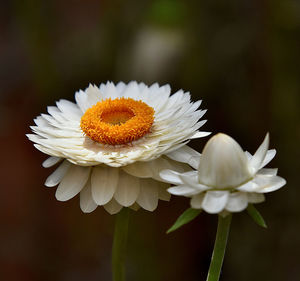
[80, 97, 155, 145]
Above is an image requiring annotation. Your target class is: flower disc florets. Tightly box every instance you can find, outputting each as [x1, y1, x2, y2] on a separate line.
[80, 98, 154, 145]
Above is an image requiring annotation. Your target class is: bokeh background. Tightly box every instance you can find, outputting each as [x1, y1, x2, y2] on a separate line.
[1, 0, 299, 280]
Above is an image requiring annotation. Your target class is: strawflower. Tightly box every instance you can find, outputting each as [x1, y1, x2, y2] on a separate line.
[27, 81, 209, 214]
[161, 132, 286, 281]
[161, 133, 286, 214]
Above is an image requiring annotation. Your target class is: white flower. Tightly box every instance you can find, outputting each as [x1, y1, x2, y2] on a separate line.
[27, 81, 209, 214]
[160, 133, 286, 214]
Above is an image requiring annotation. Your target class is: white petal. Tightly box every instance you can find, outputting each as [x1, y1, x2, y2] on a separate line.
[247, 193, 265, 203]
[168, 185, 199, 196]
[136, 178, 159, 211]
[103, 198, 123, 214]
[179, 171, 208, 190]
[85, 84, 101, 104]
[249, 133, 269, 173]
[225, 192, 248, 212]
[245, 151, 252, 161]
[158, 182, 171, 201]
[237, 180, 259, 192]
[151, 157, 190, 180]
[122, 161, 154, 178]
[56, 99, 82, 120]
[198, 133, 251, 188]
[91, 166, 119, 205]
[45, 160, 71, 187]
[116, 81, 126, 93]
[159, 169, 183, 185]
[42, 156, 62, 168]
[101, 82, 120, 99]
[257, 168, 278, 176]
[122, 81, 140, 98]
[75, 90, 94, 112]
[166, 145, 201, 169]
[55, 166, 91, 201]
[190, 131, 211, 139]
[80, 179, 97, 213]
[47, 106, 67, 122]
[114, 171, 140, 207]
[252, 175, 286, 193]
[260, 149, 276, 168]
[34, 116, 49, 127]
[190, 193, 205, 209]
[202, 191, 229, 214]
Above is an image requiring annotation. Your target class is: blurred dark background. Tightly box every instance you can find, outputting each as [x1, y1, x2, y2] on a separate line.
[1, 0, 299, 280]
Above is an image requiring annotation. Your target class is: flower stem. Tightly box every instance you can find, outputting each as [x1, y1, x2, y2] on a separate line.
[206, 214, 232, 281]
[112, 208, 130, 281]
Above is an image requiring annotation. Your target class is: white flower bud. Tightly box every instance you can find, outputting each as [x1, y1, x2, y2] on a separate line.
[198, 133, 252, 189]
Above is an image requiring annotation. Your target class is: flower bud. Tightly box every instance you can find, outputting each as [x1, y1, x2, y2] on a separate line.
[198, 133, 252, 189]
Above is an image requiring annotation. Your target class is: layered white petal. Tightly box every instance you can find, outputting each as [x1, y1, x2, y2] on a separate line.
[166, 145, 201, 169]
[237, 180, 259, 192]
[198, 134, 251, 188]
[257, 168, 278, 176]
[252, 175, 286, 193]
[114, 171, 140, 207]
[80, 180, 98, 213]
[124, 157, 189, 181]
[225, 192, 248, 212]
[122, 161, 155, 178]
[42, 156, 62, 168]
[28, 82, 208, 168]
[260, 149, 276, 168]
[168, 185, 199, 196]
[238, 175, 285, 193]
[159, 169, 183, 185]
[202, 191, 229, 214]
[179, 171, 208, 191]
[190, 131, 211, 139]
[151, 157, 190, 180]
[249, 133, 269, 173]
[55, 166, 91, 201]
[75, 90, 94, 113]
[56, 99, 82, 120]
[136, 179, 159, 211]
[91, 166, 119, 205]
[45, 160, 71, 187]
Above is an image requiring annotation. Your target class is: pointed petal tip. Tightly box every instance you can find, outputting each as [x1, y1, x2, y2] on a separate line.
[191, 131, 211, 139]
[249, 133, 271, 173]
[159, 169, 182, 185]
[264, 132, 270, 147]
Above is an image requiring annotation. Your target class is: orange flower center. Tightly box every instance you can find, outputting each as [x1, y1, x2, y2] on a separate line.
[80, 97, 155, 145]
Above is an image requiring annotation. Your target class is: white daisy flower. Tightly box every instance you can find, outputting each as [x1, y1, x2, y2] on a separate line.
[160, 133, 286, 214]
[27, 81, 209, 214]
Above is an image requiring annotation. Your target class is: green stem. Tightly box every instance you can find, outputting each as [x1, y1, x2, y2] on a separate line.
[206, 214, 232, 281]
[112, 208, 130, 281]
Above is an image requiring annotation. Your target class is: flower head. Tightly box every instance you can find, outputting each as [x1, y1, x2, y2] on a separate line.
[27, 81, 209, 214]
[160, 133, 286, 214]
